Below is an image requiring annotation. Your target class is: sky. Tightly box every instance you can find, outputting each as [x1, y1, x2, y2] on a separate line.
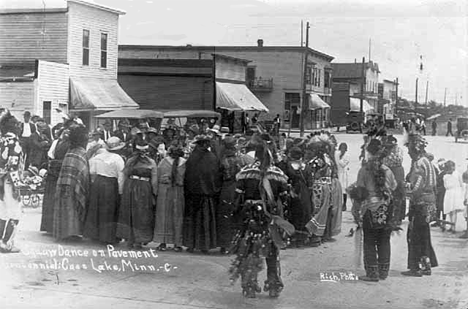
[2, 0, 467, 106]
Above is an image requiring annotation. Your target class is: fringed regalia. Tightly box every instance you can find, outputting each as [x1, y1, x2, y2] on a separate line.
[305, 154, 333, 238]
[228, 161, 293, 298]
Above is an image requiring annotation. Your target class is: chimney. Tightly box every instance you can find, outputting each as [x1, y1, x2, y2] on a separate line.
[354, 58, 357, 63]
[257, 39, 264, 47]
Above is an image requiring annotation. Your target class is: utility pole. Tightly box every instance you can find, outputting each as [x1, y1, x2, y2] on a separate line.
[299, 21, 310, 137]
[444, 88, 447, 106]
[300, 20, 303, 47]
[368, 38, 371, 62]
[425, 80, 429, 106]
[415, 78, 419, 104]
[360, 57, 365, 113]
[456, 91, 458, 106]
[395, 77, 399, 115]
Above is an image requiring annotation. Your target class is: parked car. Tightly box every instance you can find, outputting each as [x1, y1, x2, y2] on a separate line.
[455, 117, 468, 143]
[346, 111, 365, 133]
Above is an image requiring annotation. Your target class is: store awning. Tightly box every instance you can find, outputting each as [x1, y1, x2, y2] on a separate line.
[350, 97, 373, 113]
[70, 77, 139, 111]
[308, 94, 330, 110]
[216, 82, 269, 112]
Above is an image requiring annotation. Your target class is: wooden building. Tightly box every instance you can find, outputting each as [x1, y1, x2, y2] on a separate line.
[0, 0, 138, 127]
[119, 40, 334, 130]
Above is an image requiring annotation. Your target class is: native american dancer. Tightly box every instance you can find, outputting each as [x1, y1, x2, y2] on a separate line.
[304, 138, 334, 246]
[402, 133, 438, 277]
[228, 134, 294, 298]
[350, 139, 397, 282]
[0, 111, 25, 253]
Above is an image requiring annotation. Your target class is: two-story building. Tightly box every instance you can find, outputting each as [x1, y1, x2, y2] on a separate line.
[0, 0, 138, 127]
[378, 79, 398, 119]
[119, 40, 334, 130]
[331, 60, 380, 111]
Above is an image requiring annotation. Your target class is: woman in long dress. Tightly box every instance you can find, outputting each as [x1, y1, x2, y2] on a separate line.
[442, 160, 465, 233]
[335, 143, 350, 211]
[153, 145, 186, 252]
[84, 137, 125, 244]
[53, 124, 90, 241]
[117, 140, 158, 249]
[40, 124, 71, 234]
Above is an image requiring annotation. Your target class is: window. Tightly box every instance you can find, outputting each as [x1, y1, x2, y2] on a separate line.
[82, 29, 90, 66]
[324, 71, 331, 88]
[305, 65, 312, 84]
[101, 33, 108, 68]
[246, 67, 256, 86]
[43, 101, 51, 125]
[318, 69, 321, 87]
[285, 93, 301, 110]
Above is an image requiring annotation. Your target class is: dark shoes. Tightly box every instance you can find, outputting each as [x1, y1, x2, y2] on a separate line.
[263, 280, 283, 298]
[360, 265, 379, 282]
[401, 270, 423, 277]
[157, 243, 167, 251]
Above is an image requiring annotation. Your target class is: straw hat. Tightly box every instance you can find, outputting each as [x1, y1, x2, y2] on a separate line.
[193, 134, 211, 144]
[207, 125, 220, 135]
[106, 136, 125, 151]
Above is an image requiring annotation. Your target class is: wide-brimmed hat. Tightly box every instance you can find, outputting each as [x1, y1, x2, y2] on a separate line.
[106, 136, 125, 151]
[147, 127, 158, 134]
[207, 125, 220, 135]
[193, 134, 211, 143]
[130, 127, 142, 135]
[220, 127, 230, 134]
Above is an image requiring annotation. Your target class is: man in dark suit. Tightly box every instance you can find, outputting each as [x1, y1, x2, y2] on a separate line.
[113, 119, 132, 143]
[19, 111, 37, 168]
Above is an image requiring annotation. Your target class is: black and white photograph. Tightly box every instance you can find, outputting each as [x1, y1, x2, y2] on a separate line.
[0, 0, 467, 308]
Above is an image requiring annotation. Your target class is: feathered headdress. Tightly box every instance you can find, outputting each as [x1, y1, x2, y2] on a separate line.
[0, 109, 19, 135]
[404, 133, 427, 154]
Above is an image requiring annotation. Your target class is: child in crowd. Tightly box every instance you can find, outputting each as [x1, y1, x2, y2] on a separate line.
[443, 161, 465, 233]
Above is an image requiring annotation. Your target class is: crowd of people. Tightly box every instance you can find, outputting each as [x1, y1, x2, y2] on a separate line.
[0, 108, 467, 299]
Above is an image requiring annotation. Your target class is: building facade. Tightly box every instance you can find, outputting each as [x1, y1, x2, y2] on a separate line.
[119, 40, 334, 129]
[0, 0, 137, 127]
[331, 61, 380, 112]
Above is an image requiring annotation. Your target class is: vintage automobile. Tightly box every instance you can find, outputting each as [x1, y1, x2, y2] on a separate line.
[161, 109, 221, 130]
[345, 111, 365, 133]
[455, 117, 468, 143]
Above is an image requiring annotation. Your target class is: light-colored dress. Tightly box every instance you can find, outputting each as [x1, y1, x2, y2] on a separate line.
[443, 171, 465, 214]
[335, 150, 350, 194]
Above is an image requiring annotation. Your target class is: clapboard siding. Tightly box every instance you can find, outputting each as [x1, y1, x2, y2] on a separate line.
[37, 60, 69, 126]
[67, 2, 119, 80]
[0, 81, 35, 119]
[0, 12, 68, 64]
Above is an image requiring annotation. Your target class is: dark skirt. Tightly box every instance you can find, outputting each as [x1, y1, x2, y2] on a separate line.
[116, 178, 155, 244]
[407, 214, 438, 270]
[83, 175, 119, 244]
[40, 173, 58, 233]
[289, 182, 312, 240]
[216, 180, 236, 248]
[183, 193, 217, 251]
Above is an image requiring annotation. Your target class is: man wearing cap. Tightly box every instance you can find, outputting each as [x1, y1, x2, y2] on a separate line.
[113, 120, 132, 143]
[207, 125, 222, 158]
[19, 111, 36, 168]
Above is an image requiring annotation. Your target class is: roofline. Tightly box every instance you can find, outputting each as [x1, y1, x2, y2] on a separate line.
[383, 79, 398, 84]
[67, 0, 126, 15]
[211, 53, 251, 64]
[0, 8, 68, 14]
[119, 45, 334, 61]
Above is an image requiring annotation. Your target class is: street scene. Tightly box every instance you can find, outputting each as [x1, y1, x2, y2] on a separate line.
[0, 0, 467, 308]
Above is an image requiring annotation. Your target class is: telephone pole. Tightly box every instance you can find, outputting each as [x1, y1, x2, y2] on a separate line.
[415, 78, 418, 104]
[444, 88, 447, 106]
[360, 57, 365, 113]
[299, 21, 310, 137]
[394, 77, 399, 115]
[425, 80, 429, 109]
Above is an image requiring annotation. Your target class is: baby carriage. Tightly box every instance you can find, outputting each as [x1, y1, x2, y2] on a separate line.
[19, 166, 46, 208]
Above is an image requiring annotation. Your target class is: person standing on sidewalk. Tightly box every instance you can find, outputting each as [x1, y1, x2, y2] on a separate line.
[18, 111, 36, 169]
[446, 119, 453, 136]
[351, 139, 397, 282]
[228, 133, 292, 298]
[0, 111, 24, 253]
[335, 143, 350, 211]
[402, 133, 438, 277]
[431, 120, 437, 136]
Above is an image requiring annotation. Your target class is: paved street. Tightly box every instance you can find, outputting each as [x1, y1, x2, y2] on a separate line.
[1, 133, 468, 309]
